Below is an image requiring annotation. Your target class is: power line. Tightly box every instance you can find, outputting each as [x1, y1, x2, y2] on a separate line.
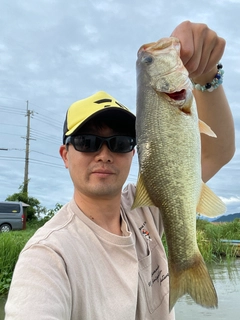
[30, 133, 60, 145]
[0, 148, 25, 151]
[0, 131, 24, 137]
[0, 107, 25, 116]
[33, 113, 63, 128]
[0, 96, 26, 102]
[30, 128, 60, 139]
[0, 105, 62, 128]
[0, 123, 25, 128]
[30, 150, 60, 159]
[30, 158, 63, 168]
[0, 105, 25, 111]
[0, 156, 63, 168]
[0, 156, 25, 161]
[0, 99, 65, 186]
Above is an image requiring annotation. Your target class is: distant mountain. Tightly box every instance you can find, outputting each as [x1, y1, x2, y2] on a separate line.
[213, 212, 240, 222]
[198, 212, 240, 222]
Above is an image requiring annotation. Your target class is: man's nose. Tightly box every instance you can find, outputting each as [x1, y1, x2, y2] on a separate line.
[95, 143, 113, 162]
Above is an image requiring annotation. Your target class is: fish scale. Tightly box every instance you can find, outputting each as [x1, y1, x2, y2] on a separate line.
[132, 37, 226, 311]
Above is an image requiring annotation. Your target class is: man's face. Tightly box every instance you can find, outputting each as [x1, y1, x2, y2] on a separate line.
[60, 125, 135, 200]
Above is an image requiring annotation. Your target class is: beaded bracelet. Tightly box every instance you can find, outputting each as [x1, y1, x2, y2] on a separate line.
[191, 63, 224, 92]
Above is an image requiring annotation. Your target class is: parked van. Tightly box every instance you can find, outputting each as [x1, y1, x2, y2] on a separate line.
[0, 201, 29, 232]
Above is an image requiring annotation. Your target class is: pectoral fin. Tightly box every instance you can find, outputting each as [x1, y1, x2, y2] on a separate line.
[197, 182, 226, 217]
[198, 119, 217, 138]
[132, 173, 155, 209]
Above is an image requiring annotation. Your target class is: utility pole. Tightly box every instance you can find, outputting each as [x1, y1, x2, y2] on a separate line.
[23, 101, 33, 195]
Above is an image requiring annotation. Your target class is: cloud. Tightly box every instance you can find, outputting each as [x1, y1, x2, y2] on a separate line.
[0, 0, 239, 213]
[220, 196, 240, 214]
[221, 196, 240, 205]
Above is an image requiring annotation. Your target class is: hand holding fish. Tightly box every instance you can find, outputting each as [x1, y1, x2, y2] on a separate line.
[171, 21, 235, 182]
[170, 20, 226, 81]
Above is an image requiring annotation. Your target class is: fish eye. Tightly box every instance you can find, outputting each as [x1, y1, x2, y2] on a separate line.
[142, 56, 153, 64]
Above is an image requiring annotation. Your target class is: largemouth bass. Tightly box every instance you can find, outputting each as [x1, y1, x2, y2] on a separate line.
[132, 37, 226, 311]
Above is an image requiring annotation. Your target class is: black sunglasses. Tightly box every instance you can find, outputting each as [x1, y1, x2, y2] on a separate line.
[65, 134, 136, 153]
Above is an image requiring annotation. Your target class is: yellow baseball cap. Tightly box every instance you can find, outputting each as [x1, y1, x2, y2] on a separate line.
[63, 91, 136, 143]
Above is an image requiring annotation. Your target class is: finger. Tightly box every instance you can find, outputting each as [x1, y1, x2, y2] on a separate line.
[189, 36, 225, 78]
[186, 33, 213, 78]
[183, 23, 211, 76]
[202, 37, 226, 73]
[170, 20, 195, 66]
[171, 21, 226, 78]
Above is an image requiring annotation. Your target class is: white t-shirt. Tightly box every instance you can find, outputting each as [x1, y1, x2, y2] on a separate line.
[5, 184, 175, 320]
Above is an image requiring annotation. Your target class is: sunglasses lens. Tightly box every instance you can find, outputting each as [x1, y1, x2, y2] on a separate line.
[108, 136, 134, 153]
[73, 135, 101, 152]
[70, 135, 135, 153]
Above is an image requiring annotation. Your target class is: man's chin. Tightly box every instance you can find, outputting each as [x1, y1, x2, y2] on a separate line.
[89, 183, 121, 198]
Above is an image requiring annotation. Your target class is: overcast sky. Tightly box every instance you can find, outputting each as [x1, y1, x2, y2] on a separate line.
[0, 0, 239, 216]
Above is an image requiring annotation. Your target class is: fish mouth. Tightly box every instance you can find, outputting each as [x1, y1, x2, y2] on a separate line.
[165, 89, 186, 101]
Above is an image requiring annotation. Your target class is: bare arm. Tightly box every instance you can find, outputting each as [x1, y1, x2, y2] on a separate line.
[171, 21, 235, 182]
[193, 76, 235, 182]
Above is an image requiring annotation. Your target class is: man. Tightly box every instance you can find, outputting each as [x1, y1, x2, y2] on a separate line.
[5, 21, 235, 319]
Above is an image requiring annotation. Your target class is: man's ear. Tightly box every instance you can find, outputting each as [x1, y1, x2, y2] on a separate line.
[59, 145, 69, 168]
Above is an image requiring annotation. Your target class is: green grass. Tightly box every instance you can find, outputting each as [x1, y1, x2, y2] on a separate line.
[162, 219, 240, 263]
[1, 219, 240, 296]
[196, 219, 240, 262]
[0, 226, 37, 295]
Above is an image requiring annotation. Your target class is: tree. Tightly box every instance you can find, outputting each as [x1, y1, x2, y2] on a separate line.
[40, 203, 63, 224]
[5, 184, 45, 221]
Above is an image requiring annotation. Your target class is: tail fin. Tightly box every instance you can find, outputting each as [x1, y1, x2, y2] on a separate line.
[169, 252, 218, 311]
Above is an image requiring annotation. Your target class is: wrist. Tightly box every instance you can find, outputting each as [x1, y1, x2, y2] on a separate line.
[191, 63, 224, 92]
[192, 67, 217, 85]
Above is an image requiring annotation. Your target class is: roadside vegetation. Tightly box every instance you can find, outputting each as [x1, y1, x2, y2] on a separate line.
[0, 227, 36, 296]
[1, 216, 240, 297]
[0, 203, 62, 296]
[1, 185, 63, 297]
[196, 218, 240, 262]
